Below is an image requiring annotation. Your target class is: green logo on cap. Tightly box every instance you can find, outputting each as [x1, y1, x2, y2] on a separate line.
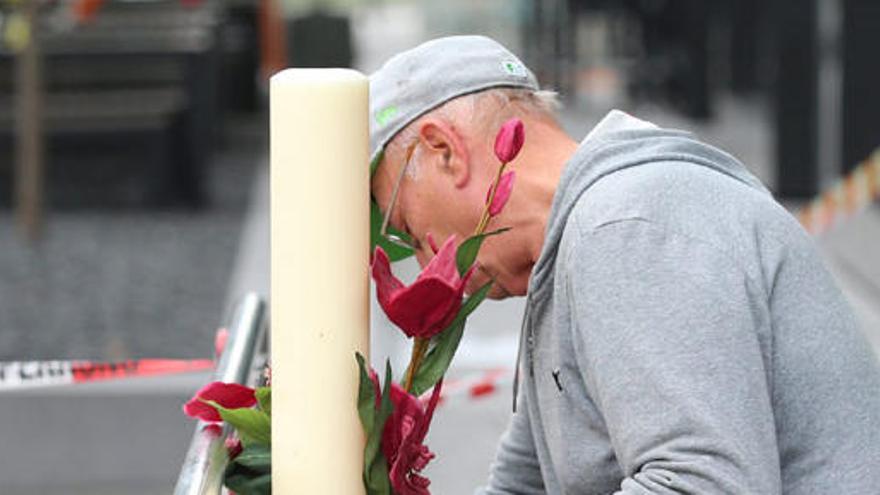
[375, 106, 398, 127]
[502, 60, 527, 78]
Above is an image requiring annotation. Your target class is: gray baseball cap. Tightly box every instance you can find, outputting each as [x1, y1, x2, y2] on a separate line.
[368, 35, 539, 173]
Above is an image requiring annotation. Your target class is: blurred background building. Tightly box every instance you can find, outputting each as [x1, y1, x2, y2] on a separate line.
[0, 0, 877, 493]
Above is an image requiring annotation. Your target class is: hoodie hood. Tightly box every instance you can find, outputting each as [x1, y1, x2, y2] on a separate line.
[528, 110, 770, 297]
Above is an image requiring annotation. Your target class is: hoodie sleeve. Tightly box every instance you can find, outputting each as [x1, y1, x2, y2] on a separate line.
[566, 217, 781, 494]
[478, 390, 546, 495]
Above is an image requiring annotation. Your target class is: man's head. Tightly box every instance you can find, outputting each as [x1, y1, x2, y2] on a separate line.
[369, 36, 574, 299]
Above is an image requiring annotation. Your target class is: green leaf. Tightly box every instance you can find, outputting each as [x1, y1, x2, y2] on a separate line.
[365, 455, 391, 495]
[370, 200, 414, 262]
[355, 352, 376, 436]
[455, 228, 511, 276]
[225, 473, 271, 495]
[363, 360, 394, 495]
[231, 444, 272, 471]
[255, 387, 271, 416]
[410, 281, 493, 396]
[223, 444, 271, 495]
[207, 401, 271, 447]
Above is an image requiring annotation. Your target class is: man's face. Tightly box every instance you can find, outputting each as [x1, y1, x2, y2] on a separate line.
[371, 140, 480, 266]
[371, 126, 533, 299]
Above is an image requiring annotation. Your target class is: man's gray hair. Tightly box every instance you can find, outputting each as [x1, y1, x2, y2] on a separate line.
[387, 87, 561, 179]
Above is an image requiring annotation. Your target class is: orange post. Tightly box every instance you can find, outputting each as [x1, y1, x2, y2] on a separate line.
[258, 0, 288, 80]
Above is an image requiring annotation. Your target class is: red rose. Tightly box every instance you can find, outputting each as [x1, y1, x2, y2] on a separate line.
[372, 235, 474, 339]
[370, 372, 443, 495]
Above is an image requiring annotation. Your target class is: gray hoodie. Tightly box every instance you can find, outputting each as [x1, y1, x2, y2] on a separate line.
[480, 111, 880, 494]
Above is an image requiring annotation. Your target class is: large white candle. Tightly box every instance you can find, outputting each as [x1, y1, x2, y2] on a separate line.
[270, 69, 370, 494]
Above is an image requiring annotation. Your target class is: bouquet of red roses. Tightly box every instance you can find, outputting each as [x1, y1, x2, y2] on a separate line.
[183, 117, 525, 495]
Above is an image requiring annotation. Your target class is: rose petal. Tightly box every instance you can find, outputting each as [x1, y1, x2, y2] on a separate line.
[415, 234, 459, 286]
[382, 382, 426, 464]
[183, 382, 257, 422]
[371, 246, 407, 313]
[386, 278, 461, 338]
[203, 423, 223, 436]
[419, 379, 444, 441]
[486, 170, 516, 217]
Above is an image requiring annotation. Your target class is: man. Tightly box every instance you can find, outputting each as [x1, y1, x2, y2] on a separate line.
[369, 36, 880, 494]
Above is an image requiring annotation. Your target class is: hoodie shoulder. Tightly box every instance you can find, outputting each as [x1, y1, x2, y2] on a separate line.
[570, 156, 771, 233]
[532, 111, 779, 294]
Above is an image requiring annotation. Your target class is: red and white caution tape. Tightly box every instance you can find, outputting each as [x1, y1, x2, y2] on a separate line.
[0, 358, 214, 391]
[798, 149, 880, 236]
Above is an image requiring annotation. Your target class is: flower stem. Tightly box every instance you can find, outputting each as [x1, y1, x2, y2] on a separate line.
[401, 163, 508, 394]
[475, 162, 508, 235]
[403, 337, 430, 393]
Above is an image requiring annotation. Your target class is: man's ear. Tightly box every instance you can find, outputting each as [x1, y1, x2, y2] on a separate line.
[417, 119, 470, 188]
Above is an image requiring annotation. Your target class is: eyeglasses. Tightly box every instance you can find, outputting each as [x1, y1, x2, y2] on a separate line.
[379, 141, 419, 250]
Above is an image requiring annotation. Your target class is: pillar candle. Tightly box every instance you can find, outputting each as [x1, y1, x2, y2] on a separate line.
[270, 69, 370, 494]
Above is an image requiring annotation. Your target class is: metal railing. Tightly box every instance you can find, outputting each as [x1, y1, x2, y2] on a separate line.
[173, 292, 268, 495]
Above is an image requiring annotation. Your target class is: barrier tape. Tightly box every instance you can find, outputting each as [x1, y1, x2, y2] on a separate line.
[797, 149, 880, 235]
[420, 368, 513, 407]
[0, 358, 214, 391]
[0, 357, 514, 404]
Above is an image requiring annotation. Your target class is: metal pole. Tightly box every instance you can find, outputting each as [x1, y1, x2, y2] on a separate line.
[174, 293, 268, 495]
[14, 0, 45, 242]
